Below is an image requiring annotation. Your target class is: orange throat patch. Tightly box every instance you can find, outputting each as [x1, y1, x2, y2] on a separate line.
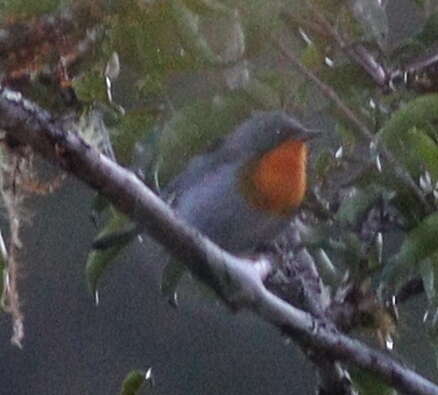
[244, 139, 308, 215]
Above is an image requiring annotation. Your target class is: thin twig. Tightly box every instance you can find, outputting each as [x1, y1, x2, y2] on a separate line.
[304, 2, 431, 209]
[273, 35, 430, 209]
[304, 2, 389, 87]
[285, 3, 438, 93]
[0, 86, 437, 395]
[274, 38, 373, 138]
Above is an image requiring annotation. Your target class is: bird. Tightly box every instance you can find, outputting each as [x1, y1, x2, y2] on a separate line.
[93, 111, 315, 253]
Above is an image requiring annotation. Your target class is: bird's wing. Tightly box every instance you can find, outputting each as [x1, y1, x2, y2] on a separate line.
[162, 146, 240, 203]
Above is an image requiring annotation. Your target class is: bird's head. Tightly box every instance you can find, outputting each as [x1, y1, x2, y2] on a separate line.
[231, 111, 318, 215]
[224, 111, 316, 157]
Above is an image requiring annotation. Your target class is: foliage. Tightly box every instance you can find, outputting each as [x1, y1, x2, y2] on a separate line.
[2, 0, 438, 393]
[119, 368, 153, 395]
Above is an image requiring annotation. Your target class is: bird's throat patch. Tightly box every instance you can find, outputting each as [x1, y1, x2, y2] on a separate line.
[242, 139, 308, 215]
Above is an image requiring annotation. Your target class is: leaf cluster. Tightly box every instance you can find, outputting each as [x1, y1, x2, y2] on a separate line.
[2, 0, 438, 393]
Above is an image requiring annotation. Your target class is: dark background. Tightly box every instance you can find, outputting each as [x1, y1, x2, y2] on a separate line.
[0, 178, 317, 394]
[0, 1, 437, 394]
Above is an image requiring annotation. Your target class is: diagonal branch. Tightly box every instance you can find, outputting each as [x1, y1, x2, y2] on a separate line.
[284, 3, 438, 94]
[0, 86, 437, 395]
[304, 2, 389, 87]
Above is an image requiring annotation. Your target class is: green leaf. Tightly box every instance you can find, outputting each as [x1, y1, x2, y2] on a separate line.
[379, 94, 438, 158]
[111, 110, 155, 165]
[351, 368, 395, 395]
[383, 211, 438, 290]
[313, 149, 335, 181]
[72, 69, 107, 104]
[160, 259, 186, 306]
[170, 0, 225, 66]
[420, 254, 438, 304]
[320, 63, 374, 100]
[91, 193, 110, 214]
[120, 370, 146, 395]
[300, 44, 325, 71]
[85, 215, 132, 295]
[394, 211, 438, 265]
[378, 95, 438, 203]
[109, 1, 192, 78]
[335, 122, 357, 153]
[86, 246, 127, 297]
[405, 127, 438, 182]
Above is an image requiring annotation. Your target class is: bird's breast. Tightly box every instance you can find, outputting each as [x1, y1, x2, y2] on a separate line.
[242, 139, 308, 215]
[172, 162, 290, 252]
